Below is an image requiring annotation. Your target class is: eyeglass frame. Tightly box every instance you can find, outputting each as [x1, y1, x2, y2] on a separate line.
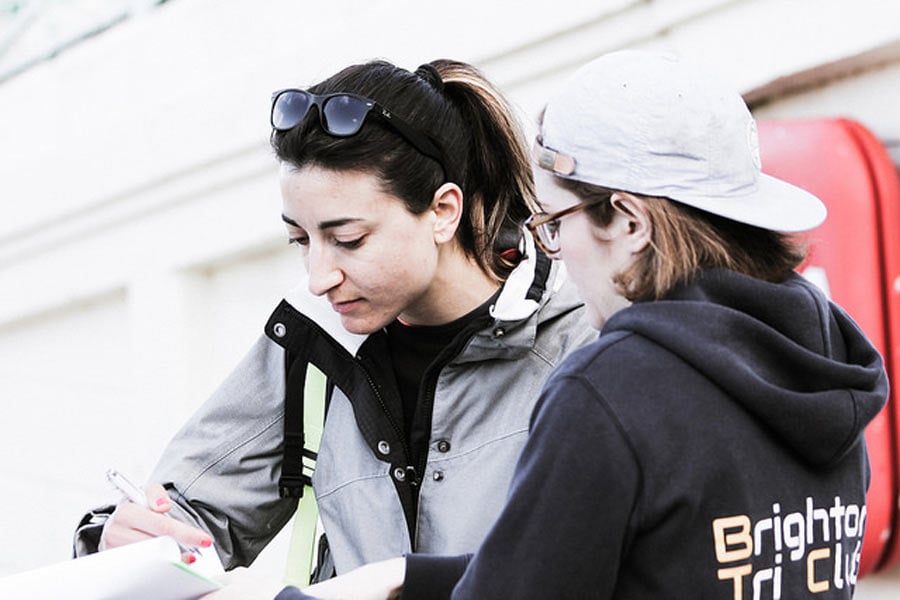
[524, 196, 608, 255]
[270, 89, 453, 182]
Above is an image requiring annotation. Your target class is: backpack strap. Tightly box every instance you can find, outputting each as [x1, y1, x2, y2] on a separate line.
[279, 358, 322, 498]
[282, 362, 328, 587]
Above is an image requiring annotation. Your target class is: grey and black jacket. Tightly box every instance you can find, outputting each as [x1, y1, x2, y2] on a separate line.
[74, 243, 594, 577]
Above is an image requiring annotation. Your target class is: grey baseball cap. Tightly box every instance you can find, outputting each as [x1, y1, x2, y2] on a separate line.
[536, 50, 827, 233]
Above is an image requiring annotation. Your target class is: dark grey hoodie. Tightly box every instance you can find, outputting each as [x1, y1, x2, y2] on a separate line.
[397, 268, 888, 599]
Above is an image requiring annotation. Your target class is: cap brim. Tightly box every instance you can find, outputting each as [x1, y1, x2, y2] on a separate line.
[671, 174, 827, 233]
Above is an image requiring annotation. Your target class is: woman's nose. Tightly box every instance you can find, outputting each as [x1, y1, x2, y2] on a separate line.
[306, 245, 344, 296]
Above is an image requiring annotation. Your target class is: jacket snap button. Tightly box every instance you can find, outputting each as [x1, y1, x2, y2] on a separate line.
[393, 467, 406, 482]
[273, 322, 287, 338]
[437, 440, 451, 453]
[377, 440, 391, 455]
[433, 470, 444, 482]
[493, 327, 505, 337]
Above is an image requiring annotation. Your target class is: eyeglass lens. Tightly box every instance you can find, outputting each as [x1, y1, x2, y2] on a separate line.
[526, 214, 561, 253]
[538, 219, 560, 252]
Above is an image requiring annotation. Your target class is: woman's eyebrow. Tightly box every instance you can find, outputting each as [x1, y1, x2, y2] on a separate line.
[281, 214, 301, 227]
[318, 217, 364, 231]
[281, 214, 363, 231]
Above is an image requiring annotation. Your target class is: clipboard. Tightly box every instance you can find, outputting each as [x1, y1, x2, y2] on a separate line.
[0, 536, 222, 599]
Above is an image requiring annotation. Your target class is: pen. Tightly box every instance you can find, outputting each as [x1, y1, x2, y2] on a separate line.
[105, 467, 201, 556]
[106, 468, 150, 508]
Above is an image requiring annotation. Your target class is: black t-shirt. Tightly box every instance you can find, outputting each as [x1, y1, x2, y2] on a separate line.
[385, 291, 499, 474]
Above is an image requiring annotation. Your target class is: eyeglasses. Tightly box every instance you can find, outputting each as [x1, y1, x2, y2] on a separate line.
[270, 89, 451, 180]
[524, 197, 606, 255]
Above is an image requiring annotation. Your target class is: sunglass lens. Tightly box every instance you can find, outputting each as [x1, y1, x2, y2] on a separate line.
[322, 95, 373, 136]
[272, 91, 312, 131]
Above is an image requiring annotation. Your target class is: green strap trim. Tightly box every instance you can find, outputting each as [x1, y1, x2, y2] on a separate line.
[283, 364, 327, 587]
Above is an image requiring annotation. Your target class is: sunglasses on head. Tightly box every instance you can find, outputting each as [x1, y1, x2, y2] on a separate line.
[270, 89, 451, 180]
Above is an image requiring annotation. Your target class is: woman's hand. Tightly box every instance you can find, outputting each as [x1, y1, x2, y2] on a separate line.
[99, 482, 213, 563]
[302, 557, 406, 600]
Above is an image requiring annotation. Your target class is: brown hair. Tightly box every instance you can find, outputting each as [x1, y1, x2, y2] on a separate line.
[557, 179, 808, 301]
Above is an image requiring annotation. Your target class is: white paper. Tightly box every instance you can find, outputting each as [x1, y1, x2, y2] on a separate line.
[0, 536, 222, 600]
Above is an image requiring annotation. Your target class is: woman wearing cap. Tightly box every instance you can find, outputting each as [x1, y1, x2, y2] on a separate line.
[270, 50, 888, 600]
[73, 59, 595, 582]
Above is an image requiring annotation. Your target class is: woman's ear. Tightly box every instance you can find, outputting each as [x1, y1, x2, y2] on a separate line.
[610, 192, 652, 253]
[431, 182, 464, 245]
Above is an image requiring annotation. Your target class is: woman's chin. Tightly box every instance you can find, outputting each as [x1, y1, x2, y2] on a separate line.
[339, 313, 390, 336]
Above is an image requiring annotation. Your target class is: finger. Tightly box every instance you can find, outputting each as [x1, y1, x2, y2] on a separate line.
[100, 508, 157, 550]
[104, 523, 156, 548]
[141, 486, 216, 550]
[139, 512, 212, 547]
[144, 483, 173, 514]
[114, 501, 214, 549]
[141, 509, 214, 549]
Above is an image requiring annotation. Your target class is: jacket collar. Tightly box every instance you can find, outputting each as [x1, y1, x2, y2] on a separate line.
[490, 228, 547, 321]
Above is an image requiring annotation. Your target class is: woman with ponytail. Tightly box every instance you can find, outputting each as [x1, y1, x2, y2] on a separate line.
[73, 59, 594, 592]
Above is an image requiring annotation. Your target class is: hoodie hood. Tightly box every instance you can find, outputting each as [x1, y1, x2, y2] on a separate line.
[604, 268, 888, 467]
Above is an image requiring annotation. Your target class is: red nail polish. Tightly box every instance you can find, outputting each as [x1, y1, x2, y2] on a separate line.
[186, 554, 196, 564]
[200, 538, 213, 548]
[156, 497, 169, 508]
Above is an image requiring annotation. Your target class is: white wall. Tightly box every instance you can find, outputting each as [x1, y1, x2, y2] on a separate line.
[1, 0, 899, 594]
